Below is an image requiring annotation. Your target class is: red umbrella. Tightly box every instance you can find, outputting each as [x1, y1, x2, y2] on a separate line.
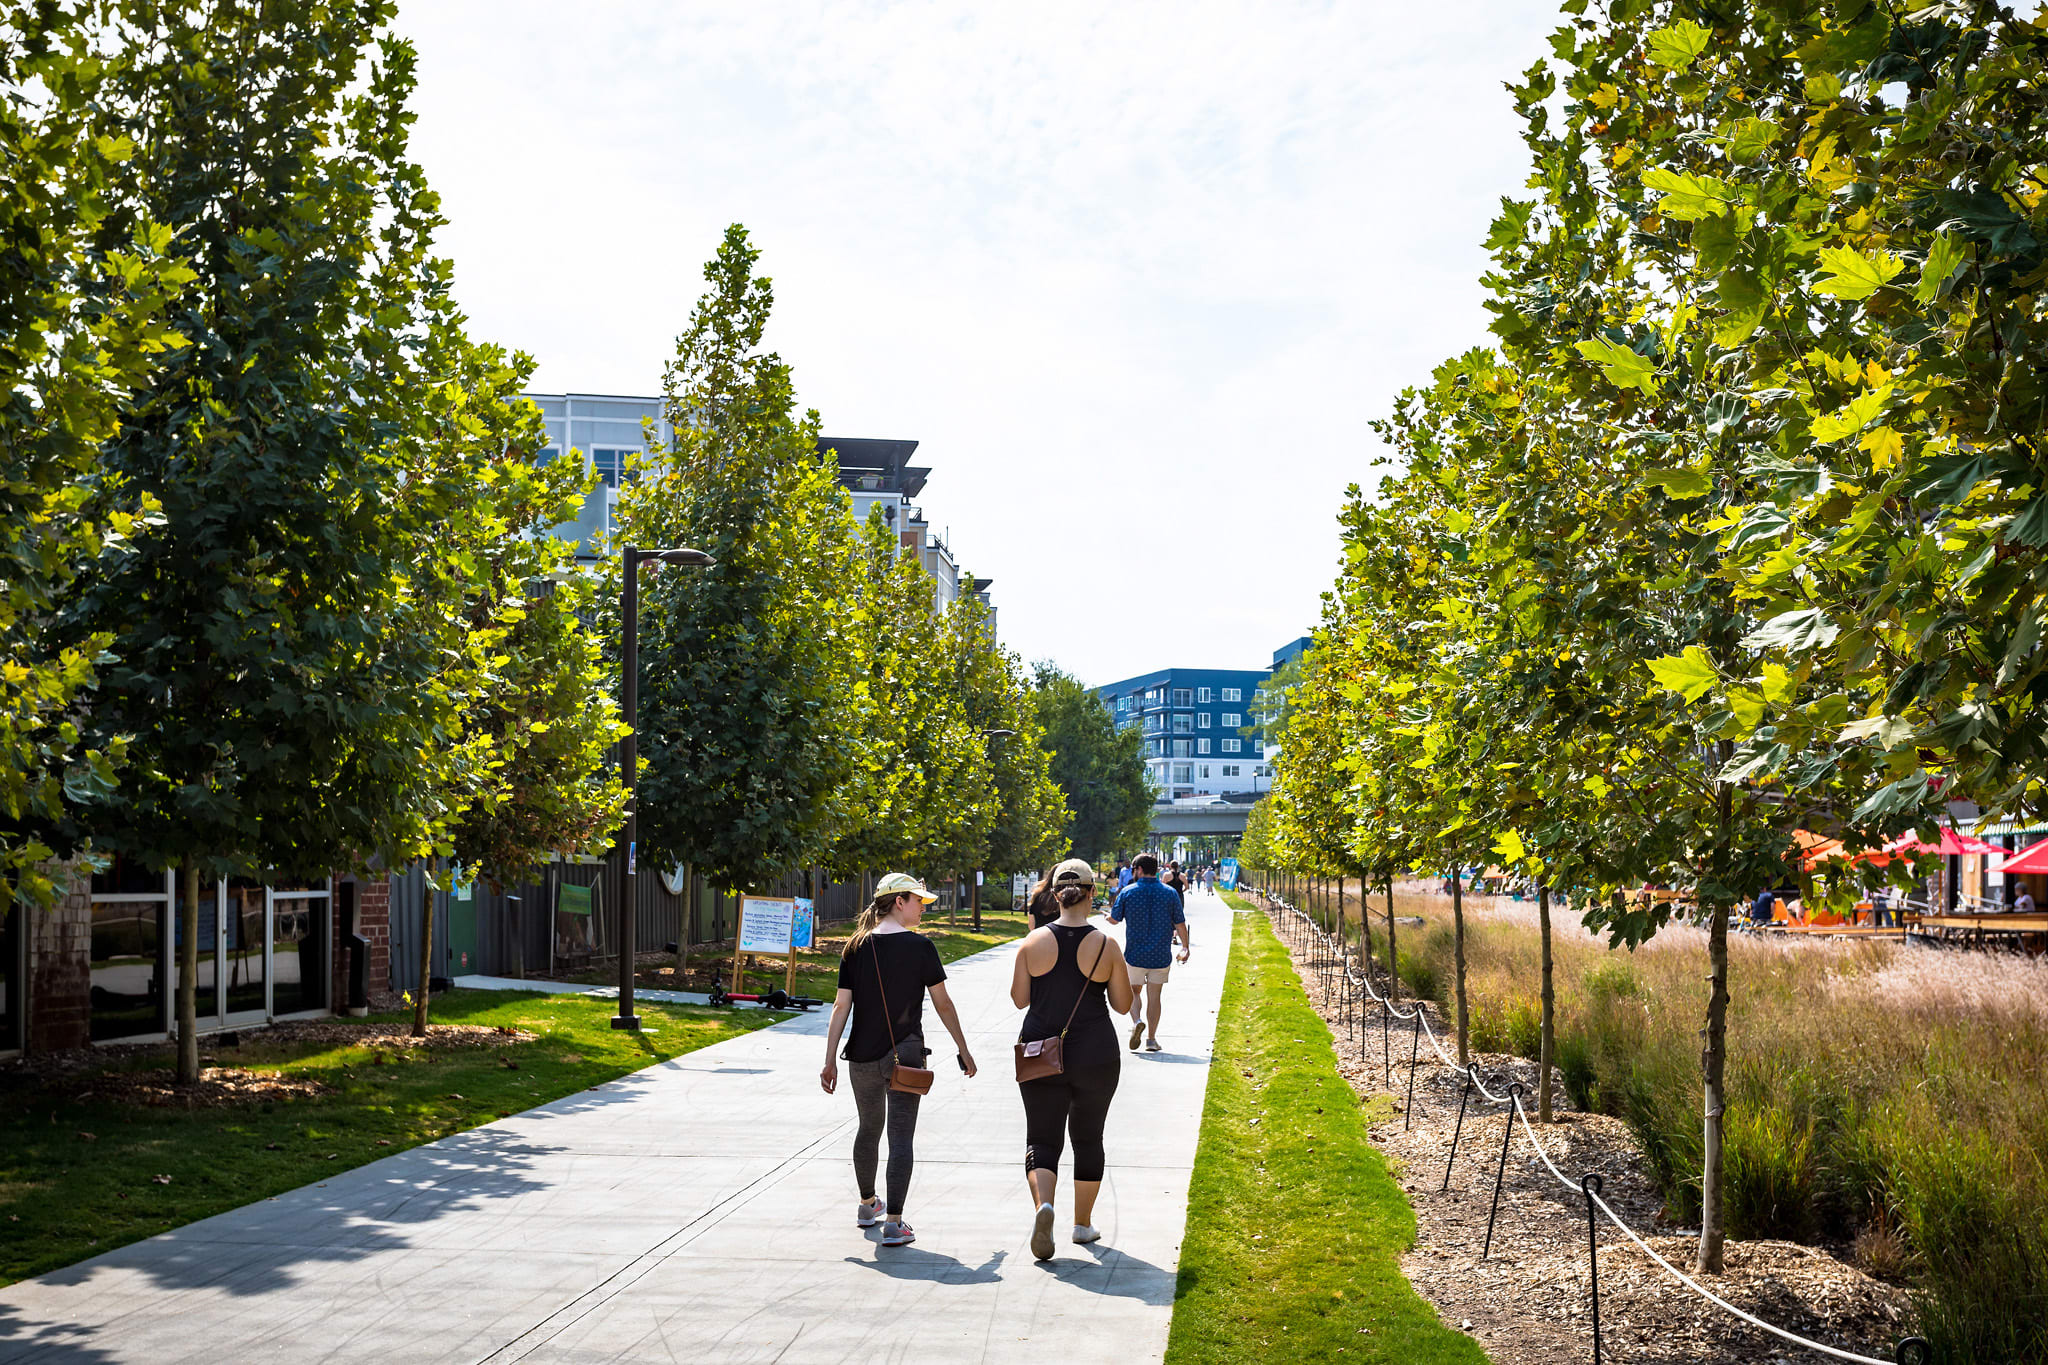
[2001, 836, 2048, 875]
[1882, 827, 2004, 857]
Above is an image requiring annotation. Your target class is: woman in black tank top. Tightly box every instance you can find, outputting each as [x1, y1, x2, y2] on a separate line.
[1010, 858, 1134, 1261]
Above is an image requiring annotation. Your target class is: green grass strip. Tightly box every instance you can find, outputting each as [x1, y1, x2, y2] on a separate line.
[0, 990, 777, 1286]
[1165, 893, 1490, 1364]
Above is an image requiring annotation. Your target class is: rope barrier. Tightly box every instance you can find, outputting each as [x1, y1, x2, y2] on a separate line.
[1244, 884, 1933, 1365]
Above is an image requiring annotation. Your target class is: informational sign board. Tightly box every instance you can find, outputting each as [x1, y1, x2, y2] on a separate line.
[1012, 874, 1030, 898]
[732, 896, 803, 997]
[791, 897, 815, 950]
[737, 897, 795, 954]
[1219, 858, 1240, 891]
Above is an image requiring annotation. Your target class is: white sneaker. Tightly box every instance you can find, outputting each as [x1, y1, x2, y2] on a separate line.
[1031, 1202, 1056, 1260]
[1072, 1224, 1101, 1244]
[1128, 1019, 1145, 1050]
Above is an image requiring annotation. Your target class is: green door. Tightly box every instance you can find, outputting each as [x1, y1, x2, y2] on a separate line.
[447, 872, 478, 975]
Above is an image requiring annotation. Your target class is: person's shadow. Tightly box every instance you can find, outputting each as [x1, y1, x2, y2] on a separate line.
[1032, 1242, 1176, 1304]
[843, 1247, 1007, 1284]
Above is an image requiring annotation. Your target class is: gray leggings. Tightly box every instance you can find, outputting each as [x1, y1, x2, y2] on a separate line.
[850, 1036, 925, 1216]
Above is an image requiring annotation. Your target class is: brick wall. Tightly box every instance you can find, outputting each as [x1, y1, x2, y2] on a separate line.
[28, 867, 91, 1053]
[357, 877, 398, 1010]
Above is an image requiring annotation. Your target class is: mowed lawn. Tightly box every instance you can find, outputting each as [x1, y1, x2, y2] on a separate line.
[0, 990, 779, 1286]
[1165, 893, 1489, 1364]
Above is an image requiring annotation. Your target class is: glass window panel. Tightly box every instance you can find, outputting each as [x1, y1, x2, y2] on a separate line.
[272, 894, 328, 1015]
[1172, 715, 1192, 733]
[1197, 688, 1212, 703]
[1198, 713, 1212, 729]
[1222, 739, 1241, 753]
[94, 898, 169, 1041]
[1, 903, 19, 1051]
[1172, 765, 1193, 783]
[222, 880, 267, 1018]
[1221, 688, 1241, 702]
[1171, 689, 1192, 706]
[1172, 740, 1191, 757]
[1197, 738, 1211, 754]
[1222, 713, 1242, 728]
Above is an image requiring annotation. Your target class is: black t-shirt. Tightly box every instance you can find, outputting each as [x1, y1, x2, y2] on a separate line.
[837, 932, 947, 1063]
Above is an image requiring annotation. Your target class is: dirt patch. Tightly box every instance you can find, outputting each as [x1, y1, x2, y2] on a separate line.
[57, 1066, 334, 1109]
[2, 1022, 538, 1108]
[1250, 893, 1916, 1364]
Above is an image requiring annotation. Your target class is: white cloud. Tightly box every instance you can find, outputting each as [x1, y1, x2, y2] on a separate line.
[400, 0, 1563, 683]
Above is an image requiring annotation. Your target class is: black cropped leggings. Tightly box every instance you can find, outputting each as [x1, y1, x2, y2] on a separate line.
[1021, 1059, 1121, 1183]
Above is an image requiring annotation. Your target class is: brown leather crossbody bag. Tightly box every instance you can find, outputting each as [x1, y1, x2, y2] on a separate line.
[1014, 931, 1108, 1083]
[871, 941, 935, 1096]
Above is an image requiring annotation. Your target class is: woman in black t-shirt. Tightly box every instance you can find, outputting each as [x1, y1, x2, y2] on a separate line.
[820, 873, 979, 1248]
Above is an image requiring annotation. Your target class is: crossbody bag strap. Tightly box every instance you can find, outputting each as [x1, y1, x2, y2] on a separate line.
[1057, 932, 1109, 1040]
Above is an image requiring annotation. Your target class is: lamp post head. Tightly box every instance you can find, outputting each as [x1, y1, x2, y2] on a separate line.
[980, 728, 1016, 738]
[634, 546, 715, 568]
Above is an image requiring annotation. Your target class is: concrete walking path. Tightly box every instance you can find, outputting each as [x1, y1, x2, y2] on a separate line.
[0, 890, 1235, 1365]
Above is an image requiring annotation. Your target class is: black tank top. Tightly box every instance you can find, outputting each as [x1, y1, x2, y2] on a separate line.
[1020, 924, 1118, 1069]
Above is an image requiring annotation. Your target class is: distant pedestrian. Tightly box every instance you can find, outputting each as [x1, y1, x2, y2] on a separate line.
[1116, 860, 1134, 893]
[1111, 852, 1189, 1053]
[1164, 860, 1188, 898]
[820, 874, 979, 1248]
[1012, 857, 1134, 1259]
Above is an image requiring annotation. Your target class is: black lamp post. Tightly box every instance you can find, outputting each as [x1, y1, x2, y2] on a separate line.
[973, 728, 1015, 932]
[614, 543, 714, 1031]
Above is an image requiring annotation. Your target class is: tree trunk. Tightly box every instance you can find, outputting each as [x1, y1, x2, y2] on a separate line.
[1452, 863, 1470, 1067]
[1697, 893, 1731, 1273]
[1538, 883, 1555, 1123]
[411, 861, 436, 1038]
[1697, 777, 1735, 1275]
[177, 863, 201, 1083]
[1385, 876, 1398, 1003]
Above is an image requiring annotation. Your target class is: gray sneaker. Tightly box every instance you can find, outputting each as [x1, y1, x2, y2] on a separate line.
[856, 1196, 884, 1228]
[1031, 1202, 1056, 1260]
[1145, 1038, 1163, 1052]
[881, 1220, 915, 1247]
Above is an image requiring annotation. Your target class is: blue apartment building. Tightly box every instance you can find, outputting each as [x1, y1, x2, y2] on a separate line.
[1096, 666, 1275, 799]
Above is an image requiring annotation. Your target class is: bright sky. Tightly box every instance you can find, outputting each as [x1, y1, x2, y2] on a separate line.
[401, 1, 1564, 687]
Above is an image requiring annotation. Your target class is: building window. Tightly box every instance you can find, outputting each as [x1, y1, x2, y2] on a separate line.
[1222, 738, 1242, 753]
[1171, 688, 1192, 706]
[1198, 712, 1212, 729]
[1222, 764, 1241, 777]
[1172, 714, 1192, 734]
[1197, 687, 1212, 703]
[1221, 712, 1242, 729]
[535, 446, 561, 467]
[590, 447, 641, 487]
[1198, 764, 1211, 779]
[1172, 740, 1191, 757]
[1197, 738, 1211, 755]
[1172, 764, 1194, 784]
[1221, 687, 1242, 702]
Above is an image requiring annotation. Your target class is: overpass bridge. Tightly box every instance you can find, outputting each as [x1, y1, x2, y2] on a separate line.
[1147, 800, 1251, 841]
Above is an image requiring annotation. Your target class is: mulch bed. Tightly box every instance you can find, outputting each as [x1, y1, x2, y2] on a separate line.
[2, 1021, 537, 1109]
[1249, 894, 1916, 1364]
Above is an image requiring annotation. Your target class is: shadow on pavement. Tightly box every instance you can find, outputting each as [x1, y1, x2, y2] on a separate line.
[1030, 1243, 1177, 1305]
[842, 1248, 1008, 1284]
[0, 1302, 124, 1364]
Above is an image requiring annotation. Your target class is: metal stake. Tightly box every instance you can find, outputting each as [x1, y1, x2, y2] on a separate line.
[1581, 1172, 1605, 1365]
[1403, 1004, 1422, 1130]
[1441, 1066, 1473, 1191]
[1482, 1083, 1525, 1260]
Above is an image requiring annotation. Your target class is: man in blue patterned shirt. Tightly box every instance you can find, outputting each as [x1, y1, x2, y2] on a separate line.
[1110, 853, 1189, 1052]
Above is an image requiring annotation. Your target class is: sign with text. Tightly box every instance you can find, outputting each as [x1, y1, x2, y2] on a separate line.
[1219, 858, 1240, 890]
[737, 897, 796, 955]
[792, 897, 815, 950]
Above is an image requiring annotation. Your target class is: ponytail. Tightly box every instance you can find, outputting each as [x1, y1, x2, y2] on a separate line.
[843, 894, 897, 957]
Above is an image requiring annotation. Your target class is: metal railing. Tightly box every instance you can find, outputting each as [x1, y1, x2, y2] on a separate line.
[1243, 879, 1932, 1365]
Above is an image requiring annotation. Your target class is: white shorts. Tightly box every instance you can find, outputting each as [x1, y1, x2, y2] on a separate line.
[1128, 964, 1172, 986]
